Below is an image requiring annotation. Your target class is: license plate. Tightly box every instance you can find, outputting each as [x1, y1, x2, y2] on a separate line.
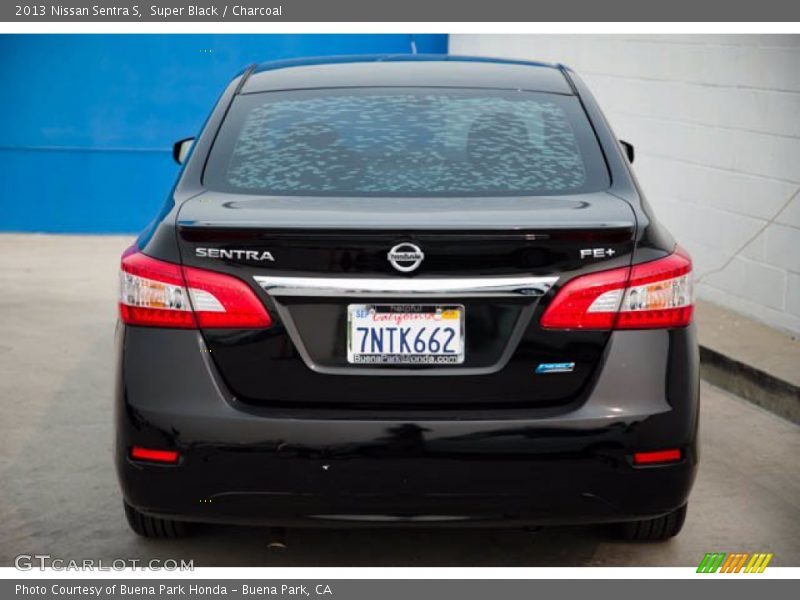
[347, 304, 465, 365]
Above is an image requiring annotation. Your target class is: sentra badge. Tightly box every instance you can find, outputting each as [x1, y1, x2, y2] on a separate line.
[195, 248, 275, 262]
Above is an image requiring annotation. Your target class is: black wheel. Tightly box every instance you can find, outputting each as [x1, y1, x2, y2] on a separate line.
[124, 501, 189, 539]
[620, 504, 687, 541]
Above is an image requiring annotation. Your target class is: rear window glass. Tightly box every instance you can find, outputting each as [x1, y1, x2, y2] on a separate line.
[204, 88, 609, 197]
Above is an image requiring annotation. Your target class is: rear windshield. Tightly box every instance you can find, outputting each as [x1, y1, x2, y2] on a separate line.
[204, 88, 609, 197]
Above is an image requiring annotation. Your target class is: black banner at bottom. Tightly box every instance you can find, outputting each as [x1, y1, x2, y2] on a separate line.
[4, 579, 794, 600]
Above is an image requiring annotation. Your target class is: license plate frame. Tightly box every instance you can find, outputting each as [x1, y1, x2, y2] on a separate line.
[347, 304, 465, 366]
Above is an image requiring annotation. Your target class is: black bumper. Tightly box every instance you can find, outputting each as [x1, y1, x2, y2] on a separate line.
[115, 326, 699, 527]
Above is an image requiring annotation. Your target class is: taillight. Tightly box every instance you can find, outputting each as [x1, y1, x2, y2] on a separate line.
[119, 248, 195, 328]
[119, 247, 272, 329]
[540, 247, 693, 330]
[182, 265, 273, 328]
[616, 247, 694, 329]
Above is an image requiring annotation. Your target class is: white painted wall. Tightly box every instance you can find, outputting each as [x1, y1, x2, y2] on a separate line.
[450, 34, 800, 335]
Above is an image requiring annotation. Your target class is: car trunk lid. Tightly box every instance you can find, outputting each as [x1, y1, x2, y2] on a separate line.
[176, 191, 636, 409]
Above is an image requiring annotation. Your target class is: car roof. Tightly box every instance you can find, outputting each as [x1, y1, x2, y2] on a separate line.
[242, 54, 573, 95]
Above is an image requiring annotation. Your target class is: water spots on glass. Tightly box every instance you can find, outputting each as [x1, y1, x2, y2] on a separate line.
[226, 93, 588, 195]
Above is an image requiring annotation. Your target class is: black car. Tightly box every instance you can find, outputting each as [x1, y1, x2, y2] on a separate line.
[116, 55, 698, 541]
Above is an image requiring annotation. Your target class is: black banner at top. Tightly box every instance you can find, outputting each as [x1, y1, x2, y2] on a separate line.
[5, 0, 800, 22]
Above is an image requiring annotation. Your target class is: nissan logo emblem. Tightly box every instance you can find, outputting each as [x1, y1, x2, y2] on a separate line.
[387, 243, 424, 273]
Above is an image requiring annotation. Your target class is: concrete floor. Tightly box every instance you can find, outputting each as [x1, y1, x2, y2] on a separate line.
[1, 234, 799, 567]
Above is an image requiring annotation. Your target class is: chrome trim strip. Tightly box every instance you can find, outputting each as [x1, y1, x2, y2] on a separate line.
[253, 275, 558, 298]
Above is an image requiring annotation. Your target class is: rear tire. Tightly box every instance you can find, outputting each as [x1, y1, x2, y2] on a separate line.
[620, 504, 687, 541]
[124, 501, 189, 538]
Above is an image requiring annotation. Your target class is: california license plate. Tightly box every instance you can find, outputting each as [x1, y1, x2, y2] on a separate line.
[347, 304, 465, 365]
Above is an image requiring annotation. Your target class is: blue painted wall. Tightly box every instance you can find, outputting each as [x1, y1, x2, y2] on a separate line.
[0, 34, 448, 233]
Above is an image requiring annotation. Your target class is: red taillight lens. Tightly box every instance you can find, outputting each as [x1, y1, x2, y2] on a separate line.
[130, 446, 180, 463]
[633, 448, 682, 465]
[119, 247, 272, 329]
[539, 265, 630, 330]
[540, 247, 693, 330]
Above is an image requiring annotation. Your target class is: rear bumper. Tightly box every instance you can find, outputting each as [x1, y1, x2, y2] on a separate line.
[115, 325, 699, 527]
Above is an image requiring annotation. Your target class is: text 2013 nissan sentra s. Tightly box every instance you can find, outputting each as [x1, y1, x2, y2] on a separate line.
[115, 55, 698, 541]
